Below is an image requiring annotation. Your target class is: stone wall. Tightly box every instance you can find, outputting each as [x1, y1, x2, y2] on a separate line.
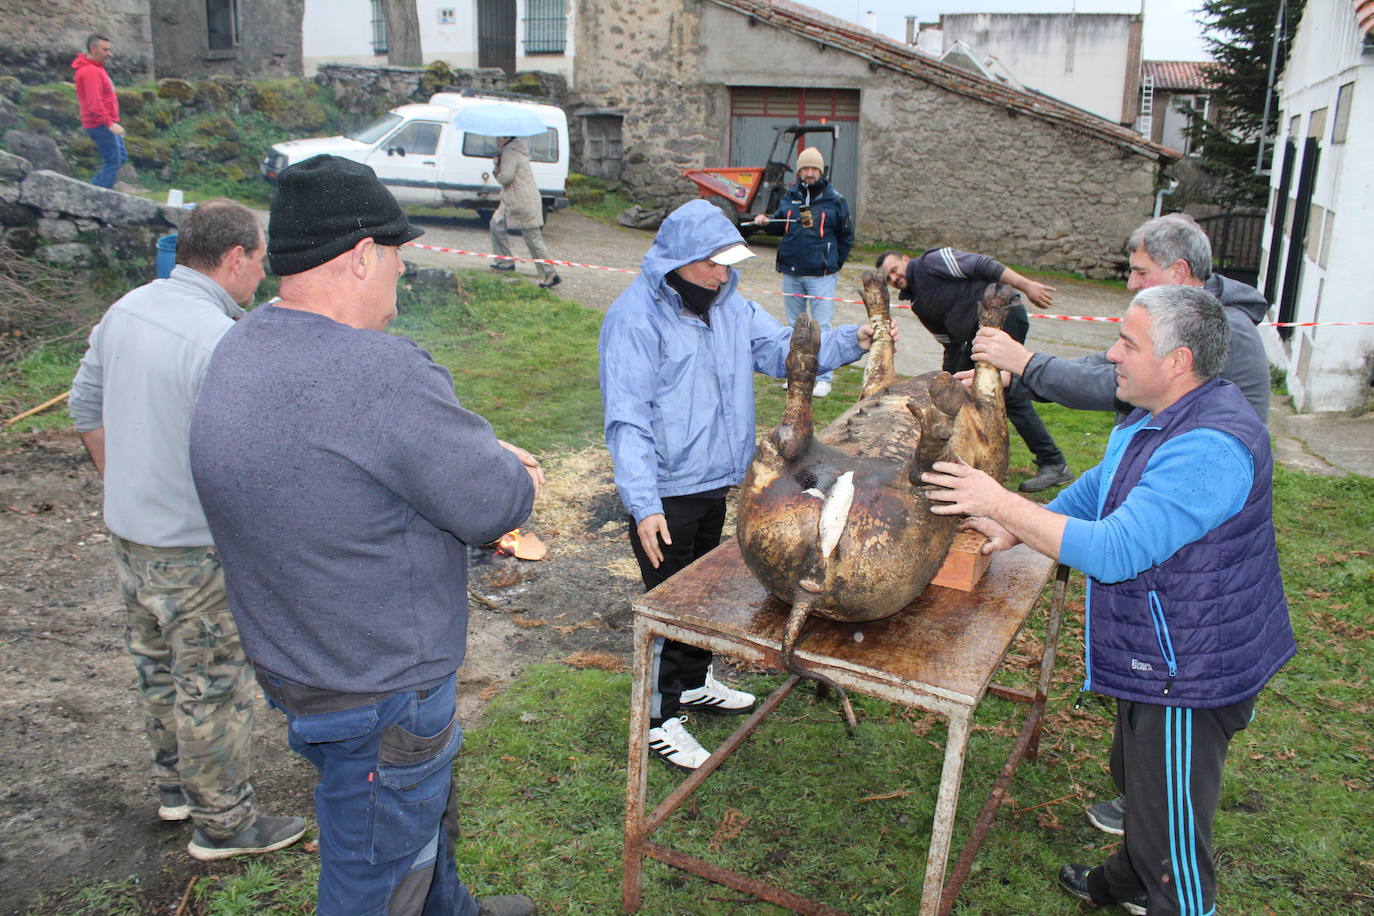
[0, 0, 153, 84]
[150, 0, 304, 81]
[0, 149, 178, 270]
[571, 0, 719, 206]
[860, 72, 1155, 277]
[572, 0, 1164, 277]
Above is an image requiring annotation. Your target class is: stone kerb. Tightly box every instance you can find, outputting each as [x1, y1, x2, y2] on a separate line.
[2, 160, 175, 265]
[19, 171, 163, 226]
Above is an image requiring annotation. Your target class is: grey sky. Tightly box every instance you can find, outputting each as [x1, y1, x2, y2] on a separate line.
[800, 0, 1213, 61]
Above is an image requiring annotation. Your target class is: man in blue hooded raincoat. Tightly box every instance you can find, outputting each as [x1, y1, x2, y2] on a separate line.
[599, 199, 888, 770]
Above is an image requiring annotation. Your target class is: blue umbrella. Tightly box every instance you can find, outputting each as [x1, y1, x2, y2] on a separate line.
[452, 104, 547, 137]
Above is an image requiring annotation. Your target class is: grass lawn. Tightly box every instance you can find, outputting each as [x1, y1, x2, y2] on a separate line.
[11, 271, 1372, 915]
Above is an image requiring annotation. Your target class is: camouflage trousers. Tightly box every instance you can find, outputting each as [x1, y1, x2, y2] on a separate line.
[113, 535, 255, 839]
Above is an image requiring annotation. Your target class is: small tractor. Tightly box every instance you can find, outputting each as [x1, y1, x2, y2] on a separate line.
[682, 122, 840, 233]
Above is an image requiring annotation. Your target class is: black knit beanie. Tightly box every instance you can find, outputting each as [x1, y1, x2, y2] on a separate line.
[267, 155, 424, 276]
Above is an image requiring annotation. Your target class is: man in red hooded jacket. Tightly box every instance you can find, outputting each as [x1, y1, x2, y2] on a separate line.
[72, 34, 127, 189]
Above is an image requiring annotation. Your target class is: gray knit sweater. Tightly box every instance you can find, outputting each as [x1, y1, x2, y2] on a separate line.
[190, 304, 533, 694]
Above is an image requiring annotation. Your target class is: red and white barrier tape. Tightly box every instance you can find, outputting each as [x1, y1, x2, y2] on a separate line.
[402, 242, 1374, 329]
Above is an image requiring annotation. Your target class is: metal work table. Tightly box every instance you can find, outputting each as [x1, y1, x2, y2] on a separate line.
[622, 539, 1068, 916]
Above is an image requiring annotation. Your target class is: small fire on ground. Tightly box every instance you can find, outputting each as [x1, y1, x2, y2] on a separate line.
[493, 528, 548, 561]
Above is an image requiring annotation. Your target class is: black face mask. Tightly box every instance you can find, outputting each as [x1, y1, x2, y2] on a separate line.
[666, 269, 720, 324]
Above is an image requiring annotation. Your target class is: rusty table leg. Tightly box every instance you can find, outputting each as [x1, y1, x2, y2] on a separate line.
[917, 708, 973, 916]
[621, 617, 657, 913]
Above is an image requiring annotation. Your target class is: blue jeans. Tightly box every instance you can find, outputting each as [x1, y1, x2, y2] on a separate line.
[782, 273, 838, 383]
[265, 671, 476, 916]
[86, 125, 128, 189]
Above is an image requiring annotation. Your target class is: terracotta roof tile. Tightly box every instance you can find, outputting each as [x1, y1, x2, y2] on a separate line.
[1357, 0, 1374, 35]
[1142, 60, 1215, 91]
[703, 0, 1176, 161]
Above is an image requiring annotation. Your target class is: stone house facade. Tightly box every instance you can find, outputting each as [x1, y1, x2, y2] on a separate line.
[572, 0, 1175, 277]
[0, 0, 301, 84]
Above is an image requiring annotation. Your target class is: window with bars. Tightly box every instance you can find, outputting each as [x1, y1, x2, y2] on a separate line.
[206, 0, 240, 50]
[371, 0, 389, 55]
[525, 0, 566, 55]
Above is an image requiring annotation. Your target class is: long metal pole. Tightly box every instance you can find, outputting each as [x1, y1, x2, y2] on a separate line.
[1255, 0, 1287, 175]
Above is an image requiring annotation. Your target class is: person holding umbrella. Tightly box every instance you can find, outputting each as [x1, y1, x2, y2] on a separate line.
[489, 132, 559, 288]
[453, 103, 562, 289]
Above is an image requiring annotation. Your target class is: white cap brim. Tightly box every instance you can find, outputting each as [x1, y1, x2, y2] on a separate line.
[709, 243, 755, 266]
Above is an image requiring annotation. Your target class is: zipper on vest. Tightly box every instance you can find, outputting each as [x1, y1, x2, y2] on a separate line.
[1147, 590, 1179, 696]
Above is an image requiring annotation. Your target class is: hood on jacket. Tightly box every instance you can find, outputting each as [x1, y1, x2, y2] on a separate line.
[498, 137, 529, 156]
[639, 199, 749, 294]
[71, 53, 102, 72]
[1206, 273, 1269, 325]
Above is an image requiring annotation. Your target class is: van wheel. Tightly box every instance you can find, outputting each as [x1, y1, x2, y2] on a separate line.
[475, 208, 495, 225]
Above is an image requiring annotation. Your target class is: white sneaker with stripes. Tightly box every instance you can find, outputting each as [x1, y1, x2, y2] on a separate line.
[648, 715, 711, 771]
[678, 665, 756, 715]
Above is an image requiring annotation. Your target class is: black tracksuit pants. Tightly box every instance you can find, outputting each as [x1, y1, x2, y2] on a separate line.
[627, 493, 727, 726]
[1087, 696, 1256, 916]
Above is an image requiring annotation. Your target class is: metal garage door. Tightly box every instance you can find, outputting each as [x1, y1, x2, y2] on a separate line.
[728, 87, 861, 210]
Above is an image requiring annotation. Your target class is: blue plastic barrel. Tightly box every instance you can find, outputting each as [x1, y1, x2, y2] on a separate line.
[155, 233, 178, 279]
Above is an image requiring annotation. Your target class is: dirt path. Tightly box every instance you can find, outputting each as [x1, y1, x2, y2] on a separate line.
[0, 208, 1132, 913]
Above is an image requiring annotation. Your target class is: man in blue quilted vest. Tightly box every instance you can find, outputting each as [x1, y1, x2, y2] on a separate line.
[921, 284, 1295, 916]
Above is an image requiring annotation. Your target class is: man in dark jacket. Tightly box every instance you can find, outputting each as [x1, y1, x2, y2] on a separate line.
[877, 247, 1074, 492]
[752, 146, 853, 397]
[972, 214, 1272, 423]
[924, 284, 1294, 916]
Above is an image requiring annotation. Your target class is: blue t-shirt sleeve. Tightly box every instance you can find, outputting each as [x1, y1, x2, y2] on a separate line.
[1046, 463, 1101, 520]
[1057, 428, 1254, 584]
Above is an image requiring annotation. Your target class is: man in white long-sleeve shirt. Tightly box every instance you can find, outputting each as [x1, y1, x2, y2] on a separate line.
[69, 199, 304, 861]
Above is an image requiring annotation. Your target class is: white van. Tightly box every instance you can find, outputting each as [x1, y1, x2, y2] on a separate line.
[261, 90, 569, 218]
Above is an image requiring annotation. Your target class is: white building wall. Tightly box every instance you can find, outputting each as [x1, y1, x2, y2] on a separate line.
[939, 12, 1138, 123]
[303, 0, 380, 74]
[301, 1, 574, 79]
[1259, 0, 1374, 412]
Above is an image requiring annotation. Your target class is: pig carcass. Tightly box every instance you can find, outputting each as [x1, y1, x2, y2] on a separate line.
[736, 271, 1012, 718]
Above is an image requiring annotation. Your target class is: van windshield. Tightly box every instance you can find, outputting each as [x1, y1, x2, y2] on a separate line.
[347, 114, 404, 144]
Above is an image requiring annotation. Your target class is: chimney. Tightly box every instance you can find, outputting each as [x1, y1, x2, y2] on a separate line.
[906, 15, 917, 44]
[865, 10, 878, 32]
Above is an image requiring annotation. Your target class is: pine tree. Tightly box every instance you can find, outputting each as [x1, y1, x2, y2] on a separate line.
[1184, 0, 1304, 207]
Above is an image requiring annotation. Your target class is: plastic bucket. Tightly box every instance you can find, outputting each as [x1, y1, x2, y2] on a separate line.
[155, 233, 178, 279]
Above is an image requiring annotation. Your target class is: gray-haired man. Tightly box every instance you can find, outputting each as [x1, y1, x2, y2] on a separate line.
[972, 213, 1271, 423]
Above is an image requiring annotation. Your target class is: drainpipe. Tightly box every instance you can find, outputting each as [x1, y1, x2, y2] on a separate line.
[1154, 178, 1179, 218]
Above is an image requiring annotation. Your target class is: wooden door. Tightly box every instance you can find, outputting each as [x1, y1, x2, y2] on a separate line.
[478, 0, 517, 74]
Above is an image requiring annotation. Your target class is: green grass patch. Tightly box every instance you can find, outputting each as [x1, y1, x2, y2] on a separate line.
[388, 270, 605, 455]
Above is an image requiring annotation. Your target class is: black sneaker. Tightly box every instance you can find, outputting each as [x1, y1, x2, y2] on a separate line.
[538, 274, 561, 289]
[1058, 864, 1146, 915]
[1019, 462, 1074, 492]
[489, 261, 516, 272]
[157, 785, 190, 822]
[477, 895, 538, 916]
[187, 814, 306, 861]
[1087, 795, 1126, 836]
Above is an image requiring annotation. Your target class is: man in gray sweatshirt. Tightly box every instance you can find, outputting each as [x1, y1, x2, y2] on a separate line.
[69, 199, 305, 860]
[971, 214, 1271, 423]
[190, 155, 541, 916]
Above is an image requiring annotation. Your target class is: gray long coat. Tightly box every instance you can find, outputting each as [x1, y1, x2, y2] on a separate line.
[493, 138, 543, 229]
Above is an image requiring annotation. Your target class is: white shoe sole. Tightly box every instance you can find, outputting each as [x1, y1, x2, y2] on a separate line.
[187, 827, 306, 861]
[158, 804, 190, 822]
